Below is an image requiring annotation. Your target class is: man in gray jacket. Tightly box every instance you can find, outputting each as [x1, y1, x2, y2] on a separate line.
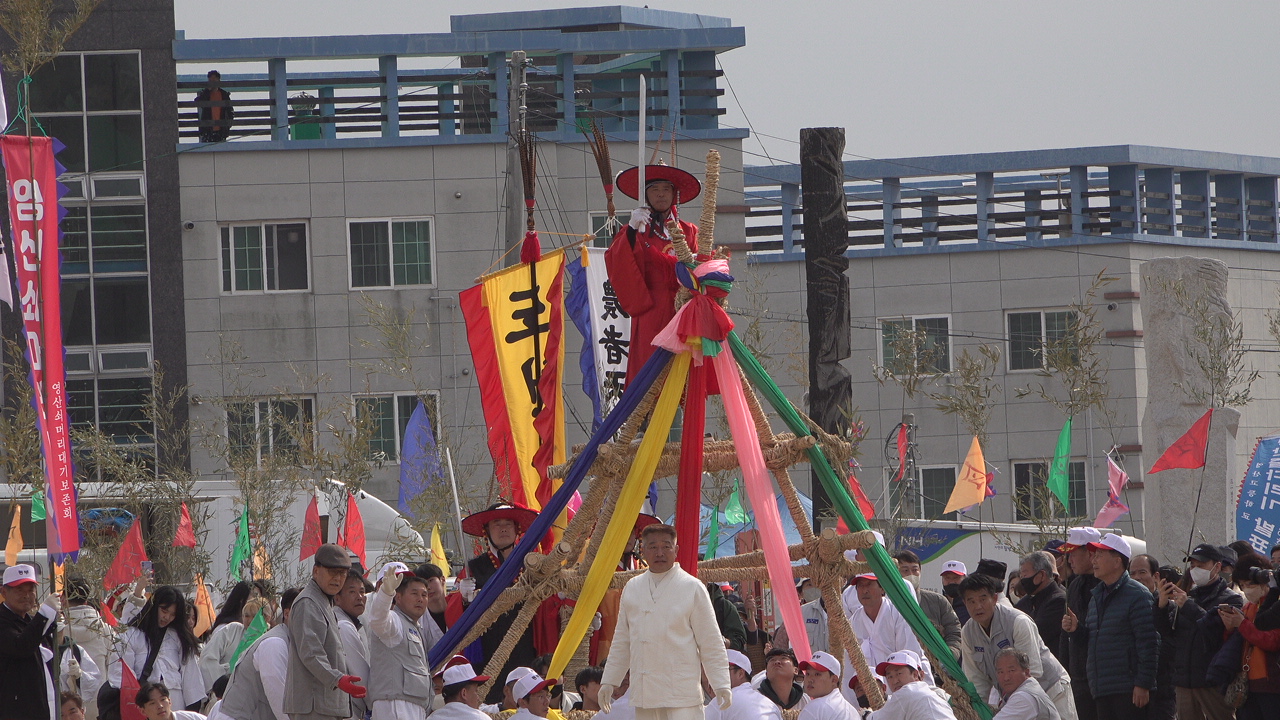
[284, 544, 367, 720]
[222, 588, 300, 720]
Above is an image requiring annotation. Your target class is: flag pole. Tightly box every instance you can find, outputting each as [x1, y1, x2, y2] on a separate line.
[637, 74, 646, 199]
[445, 447, 466, 554]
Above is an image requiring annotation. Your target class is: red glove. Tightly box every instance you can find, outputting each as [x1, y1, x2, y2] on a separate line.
[338, 675, 367, 698]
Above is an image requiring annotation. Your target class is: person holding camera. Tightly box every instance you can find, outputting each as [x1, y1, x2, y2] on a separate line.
[1154, 543, 1242, 720]
[1216, 555, 1280, 720]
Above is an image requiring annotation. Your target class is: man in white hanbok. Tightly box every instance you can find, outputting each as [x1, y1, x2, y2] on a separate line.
[796, 651, 859, 720]
[867, 652, 955, 720]
[429, 657, 492, 720]
[705, 650, 779, 720]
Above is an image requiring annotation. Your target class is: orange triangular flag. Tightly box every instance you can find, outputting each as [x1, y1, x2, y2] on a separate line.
[192, 573, 214, 636]
[5, 505, 22, 566]
[172, 502, 196, 548]
[944, 437, 989, 514]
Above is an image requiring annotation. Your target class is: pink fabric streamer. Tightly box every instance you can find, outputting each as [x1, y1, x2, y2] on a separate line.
[711, 350, 812, 662]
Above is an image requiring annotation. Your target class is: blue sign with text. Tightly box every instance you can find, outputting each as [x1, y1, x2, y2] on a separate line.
[1237, 434, 1280, 553]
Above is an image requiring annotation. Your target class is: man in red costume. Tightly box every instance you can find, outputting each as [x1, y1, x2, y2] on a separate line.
[604, 162, 702, 386]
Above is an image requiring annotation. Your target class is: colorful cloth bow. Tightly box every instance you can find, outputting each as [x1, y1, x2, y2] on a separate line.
[652, 258, 735, 363]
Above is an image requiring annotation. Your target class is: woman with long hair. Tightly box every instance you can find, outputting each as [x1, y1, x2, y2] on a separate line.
[1218, 555, 1280, 719]
[119, 586, 207, 711]
[210, 581, 253, 631]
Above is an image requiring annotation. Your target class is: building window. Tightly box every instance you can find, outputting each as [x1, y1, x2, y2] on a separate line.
[354, 393, 441, 463]
[1008, 311, 1077, 371]
[30, 52, 144, 175]
[880, 316, 951, 374]
[67, 376, 153, 442]
[220, 223, 310, 293]
[349, 218, 434, 288]
[226, 398, 315, 466]
[888, 466, 958, 521]
[590, 212, 616, 248]
[1013, 460, 1086, 520]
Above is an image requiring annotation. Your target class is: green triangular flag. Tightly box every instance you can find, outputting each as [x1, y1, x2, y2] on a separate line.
[29, 491, 45, 522]
[724, 480, 747, 524]
[228, 608, 268, 672]
[1047, 416, 1074, 512]
[230, 505, 251, 582]
[704, 508, 721, 561]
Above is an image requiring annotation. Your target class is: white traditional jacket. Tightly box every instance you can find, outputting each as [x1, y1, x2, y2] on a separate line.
[600, 563, 731, 708]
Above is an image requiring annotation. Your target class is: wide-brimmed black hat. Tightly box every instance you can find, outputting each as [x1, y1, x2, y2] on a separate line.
[461, 502, 538, 538]
[616, 162, 701, 203]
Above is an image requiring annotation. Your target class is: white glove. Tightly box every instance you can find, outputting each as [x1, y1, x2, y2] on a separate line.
[589, 612, 602, 633]
[628, 207, 650, 232]
[458, 577, 476, 602]
[380, 570, 402, 596]
[598, 684, 616, 714]
[715, 688, 732, 710]
[65, 658, 82, 679]
[41, 593, 61, 615]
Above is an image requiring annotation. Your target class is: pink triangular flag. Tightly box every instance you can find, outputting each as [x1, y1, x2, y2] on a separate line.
[1106, 456, 1129, 496]
[1094, 488, 1130, 528]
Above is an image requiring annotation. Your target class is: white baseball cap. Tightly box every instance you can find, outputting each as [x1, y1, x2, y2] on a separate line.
[2, 564, 37, 586]
[514, 673, 556, 701]
[506, 666, 537, 687]
[1062, 527, 1103, 551]
[726, 649, 751, 672]
[799, 650, 841, 677]
[436, 655, 490, 686]
[1087, 533, 1132, 559]
[940, 560, 967, 577]
[375, 561, 412, 585]
[875, 650, 923, 676]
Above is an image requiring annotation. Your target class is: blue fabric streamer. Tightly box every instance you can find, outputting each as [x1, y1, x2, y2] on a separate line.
[398, 399, 442, 518]
[428, 347, 674, 669]
[565, 256, 602, 430]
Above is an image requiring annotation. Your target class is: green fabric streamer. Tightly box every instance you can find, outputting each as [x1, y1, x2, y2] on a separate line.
[727, 331, 993, 720]
[230, 505, 251, 582]
[228, 608, 268, 672]
[29, 491, 45, 522]
[704, 508, 720, 560]
[1048, 416, 1074, 512]
[724, 480, 747, 524]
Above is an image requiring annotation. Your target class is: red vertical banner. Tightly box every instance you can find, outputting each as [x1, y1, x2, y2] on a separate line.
[1, 135, 77, 559]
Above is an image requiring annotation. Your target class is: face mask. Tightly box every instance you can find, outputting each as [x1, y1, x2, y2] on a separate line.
[1019, 576, 1040, 596]
[903, 575, 920, 589]
[942, 584, 960, 599]
[802, 588, 822, 603]
[1245, 586, 1267, 604]
[1190, 567, 1214, 587]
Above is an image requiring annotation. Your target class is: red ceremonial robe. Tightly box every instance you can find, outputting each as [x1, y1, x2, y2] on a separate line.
[604, 218, 719, 393]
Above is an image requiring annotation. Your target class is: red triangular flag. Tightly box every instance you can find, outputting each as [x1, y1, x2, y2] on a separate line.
[120, 656, 144, 720]
[893, 425, 908, 481]
[1149, 409, 1213, 473]
[341, 493, 366, 567]
[101, 602, 119, 628]
[104, 521, 150, 591]
[299, 494, 322, 561]
[172, 502, 197, 548]
[836, 474, 877, 534]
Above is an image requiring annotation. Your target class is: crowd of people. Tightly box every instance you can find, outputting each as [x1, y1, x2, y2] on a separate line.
[3, 517, 1280, 720]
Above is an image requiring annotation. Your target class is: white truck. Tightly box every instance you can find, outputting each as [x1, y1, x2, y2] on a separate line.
[890, 520, 1147, 594]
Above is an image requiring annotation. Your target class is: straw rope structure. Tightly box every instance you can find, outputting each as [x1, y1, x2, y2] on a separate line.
[452, 149, 975, 717]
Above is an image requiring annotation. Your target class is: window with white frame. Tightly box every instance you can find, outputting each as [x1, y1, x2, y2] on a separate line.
[589, 211, 616, 248]
[880, 316, 951, 373]
[354, 392, 441, 462]
[220, 223, 310, 292]
[226, 397, 314, 466]
[1013, 460, 1086, 520]
[887, 465, 958, 521]
[349, 218, 434, 288]
[1007, 310, 1077, 371]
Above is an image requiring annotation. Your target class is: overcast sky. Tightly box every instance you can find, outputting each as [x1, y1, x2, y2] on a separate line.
[176, 1, 1280, 165]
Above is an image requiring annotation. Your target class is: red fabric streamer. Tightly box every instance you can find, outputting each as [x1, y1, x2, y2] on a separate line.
[894, 424, 908, 481]
[172, 502, 197, 548]
[299, 495, 322, 561]
[675, 362, 708, 573]
[836, 474, 876, 533]
[673, 294, 735, 350]
[104, 521, 149, 591]
[1149, 409, 1213, 473]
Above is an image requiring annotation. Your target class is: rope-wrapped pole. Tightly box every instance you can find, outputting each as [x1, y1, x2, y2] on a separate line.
[698, 149, 720, 258]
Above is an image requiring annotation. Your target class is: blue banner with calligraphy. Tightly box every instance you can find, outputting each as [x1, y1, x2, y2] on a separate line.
[1237, 434, 1280, 554]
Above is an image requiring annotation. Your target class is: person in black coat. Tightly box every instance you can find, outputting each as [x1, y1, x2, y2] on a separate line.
[195, 70, 234, 142]
[1155, 543, 1243, 720]
[1014, 550, 1069, 666]
[1060, 528, 1102, 720]
[0, 565, 60, 720]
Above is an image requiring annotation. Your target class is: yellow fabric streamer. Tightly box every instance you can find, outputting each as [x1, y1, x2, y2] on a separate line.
[547, 352, 691, 681]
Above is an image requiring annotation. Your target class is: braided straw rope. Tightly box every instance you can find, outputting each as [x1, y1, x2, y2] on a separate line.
[698, 150, 719, 257]
[921, 643, 981, 720]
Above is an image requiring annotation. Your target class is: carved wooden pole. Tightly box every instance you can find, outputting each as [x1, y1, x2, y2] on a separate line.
[801, 128, 851, 526]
